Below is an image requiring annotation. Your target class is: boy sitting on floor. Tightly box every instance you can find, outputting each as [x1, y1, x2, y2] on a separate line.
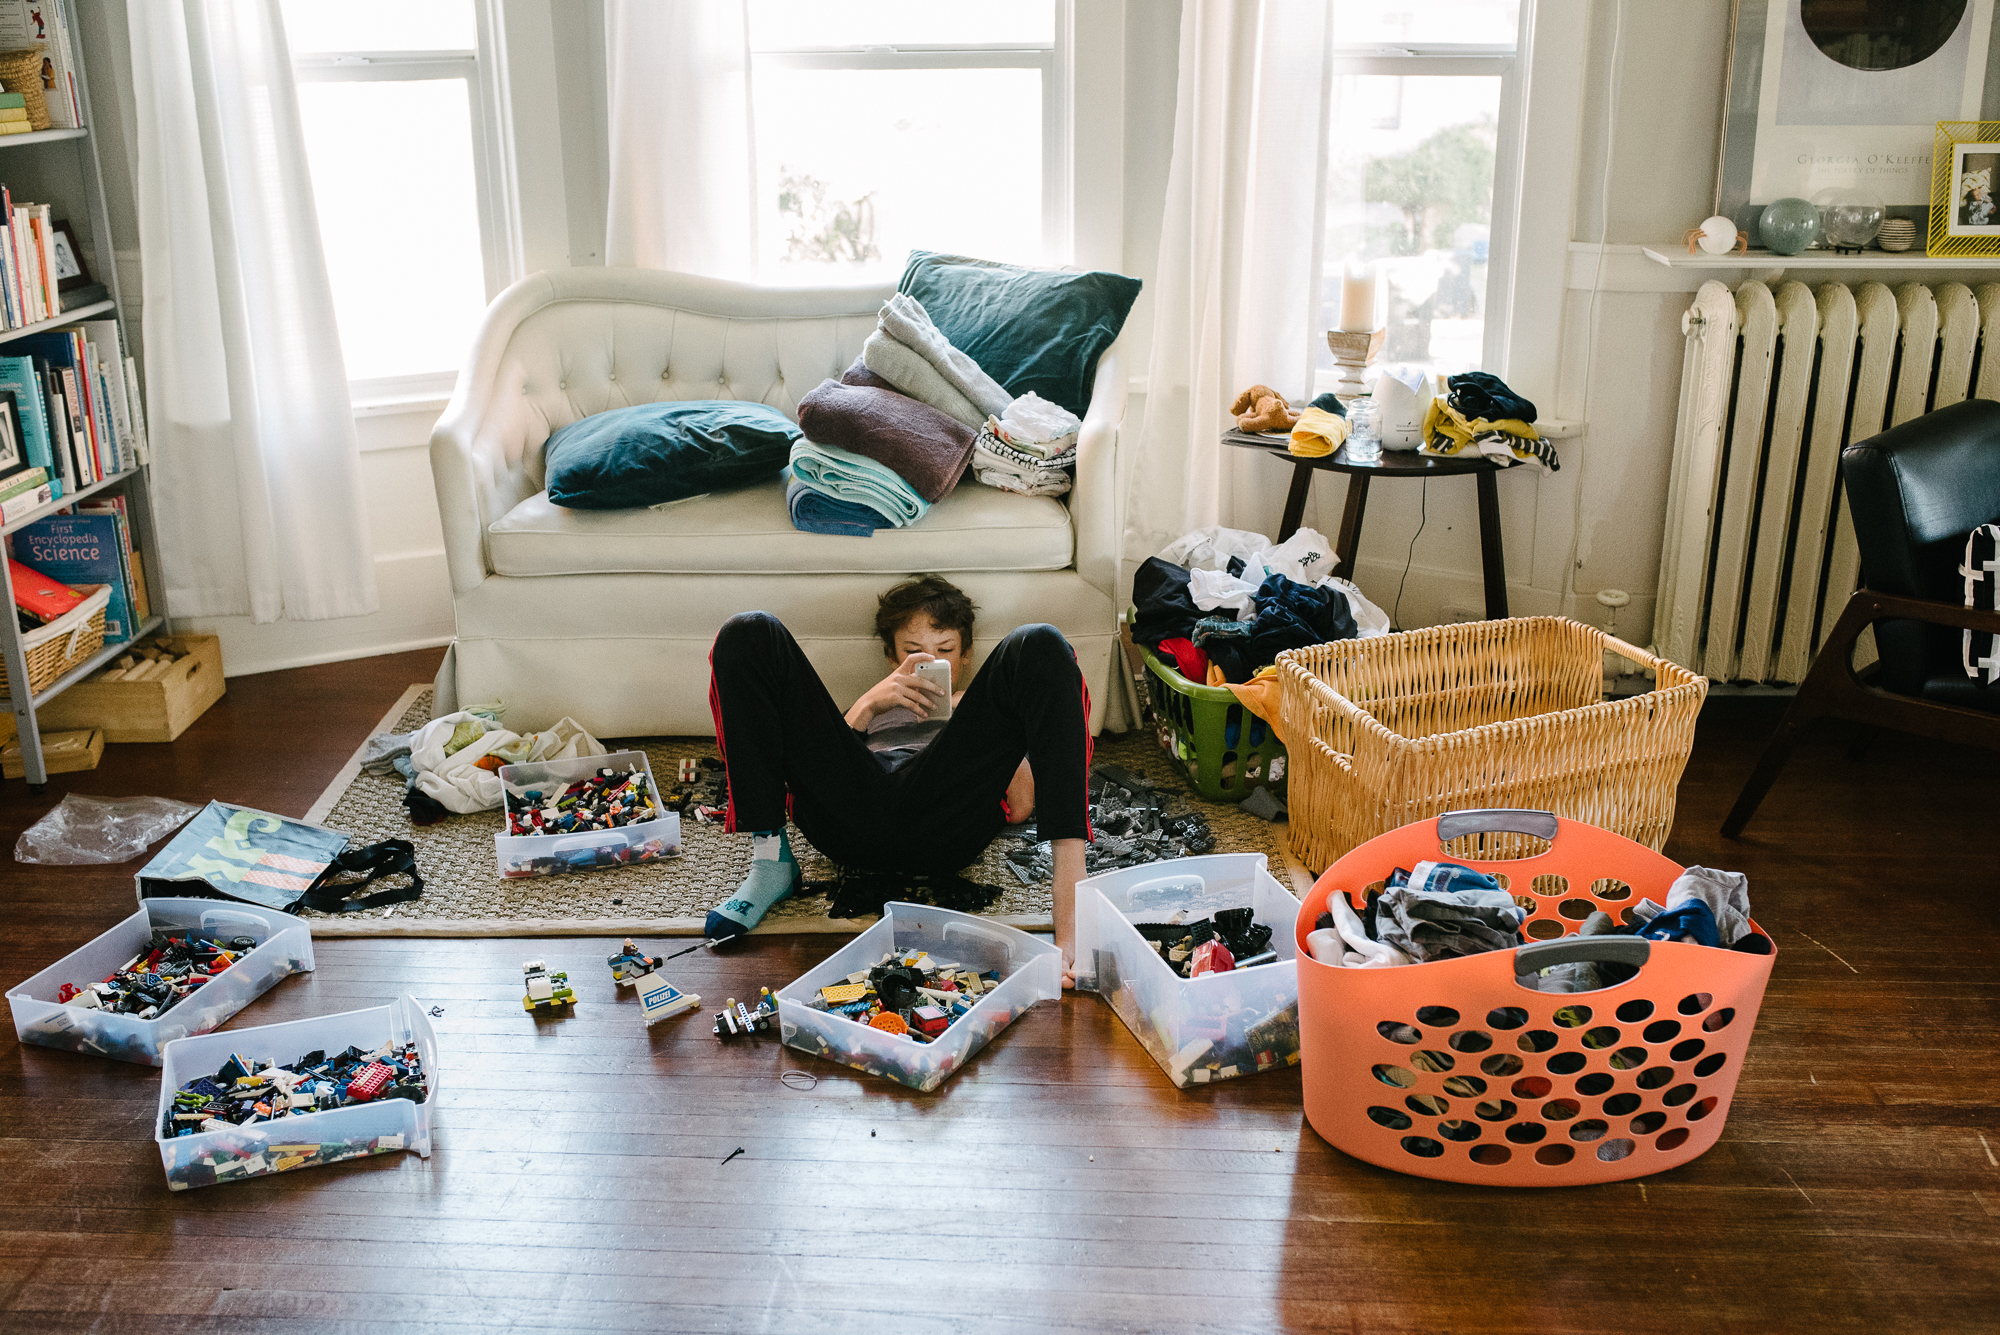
[706, 575, 1091, 979]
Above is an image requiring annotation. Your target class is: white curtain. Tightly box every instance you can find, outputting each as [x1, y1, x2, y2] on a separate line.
[604, 0, 759, 276]
[1123, 0, 1337, 571]
[126, 0, 375, 624]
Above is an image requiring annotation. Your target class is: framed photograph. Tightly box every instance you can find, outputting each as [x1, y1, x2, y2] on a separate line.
[0, 389, 27, 485]
[1930, 121, 2000, 253]
[1718, 0, 2000, 238]
[49, 219, 90, 292]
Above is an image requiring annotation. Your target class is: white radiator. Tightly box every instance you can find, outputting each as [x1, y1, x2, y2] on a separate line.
[1655, 278, 2000, 684]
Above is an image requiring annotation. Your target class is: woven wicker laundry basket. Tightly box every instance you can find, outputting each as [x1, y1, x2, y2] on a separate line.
[1277, 618, 1707, 873]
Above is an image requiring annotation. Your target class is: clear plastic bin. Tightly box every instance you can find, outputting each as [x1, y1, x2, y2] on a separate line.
[1074, 854, 1304, 1088]
[7, 899, 315, 1067]
[776, 902, 1061, 1092]
[154, 993, 438, 1190]
[494, 749, 683, 878]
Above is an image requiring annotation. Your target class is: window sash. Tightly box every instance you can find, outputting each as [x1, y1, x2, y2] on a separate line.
[749, 31, 1071, 264]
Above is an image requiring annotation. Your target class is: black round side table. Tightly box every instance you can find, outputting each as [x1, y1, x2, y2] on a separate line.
[1221, 429, 1511, 620]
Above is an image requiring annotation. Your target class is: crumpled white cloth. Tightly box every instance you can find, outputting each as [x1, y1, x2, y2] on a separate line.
[1189, 566, 1260, 617]
[1312, 889, 1413, 968]
[993, 392, 1081, 458]
[1665, 866, 1756, 944]
[1164, 526, 1393, 636]
[877, 293, 1013, 419]
[410, 711, 607, 814]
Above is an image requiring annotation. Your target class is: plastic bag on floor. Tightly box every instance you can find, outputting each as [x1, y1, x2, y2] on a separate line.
[15, 794, 202, 864]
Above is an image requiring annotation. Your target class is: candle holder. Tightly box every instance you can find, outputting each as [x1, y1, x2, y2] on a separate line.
[1325, 328, 1386, 398]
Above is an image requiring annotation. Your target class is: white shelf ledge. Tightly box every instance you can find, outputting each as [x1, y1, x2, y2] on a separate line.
[0, 127, 87, 150]
[1640, 245, 2000, 272]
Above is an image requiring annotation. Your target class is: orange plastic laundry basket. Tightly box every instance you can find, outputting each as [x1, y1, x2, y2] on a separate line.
[1294, 810, 1776, 1187]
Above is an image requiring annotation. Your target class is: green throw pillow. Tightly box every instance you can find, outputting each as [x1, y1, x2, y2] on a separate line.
[544, 400, 801, 510]
[897, 250, 1141, 418]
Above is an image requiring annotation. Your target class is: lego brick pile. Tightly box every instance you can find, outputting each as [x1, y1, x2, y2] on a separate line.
[55, 929, 262, 1020]
[1002, 763, 1216, 886]
[1134, 905, 1279, 978]
[504, 763, 659, 837]
[805, 950, 1003, 1044]
[162, 1042, 430, 1140]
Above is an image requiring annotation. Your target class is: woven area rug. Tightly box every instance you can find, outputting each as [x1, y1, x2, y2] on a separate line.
[296, 686, 1296, 937]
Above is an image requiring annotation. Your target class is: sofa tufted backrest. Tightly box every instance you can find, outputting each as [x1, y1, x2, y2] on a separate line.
[431, 268, 892, 592]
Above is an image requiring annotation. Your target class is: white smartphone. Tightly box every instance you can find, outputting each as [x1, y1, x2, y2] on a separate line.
[914, 658, 953, 720]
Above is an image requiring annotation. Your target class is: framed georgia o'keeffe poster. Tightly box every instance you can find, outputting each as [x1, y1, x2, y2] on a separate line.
[1717, 0, 2000, 237]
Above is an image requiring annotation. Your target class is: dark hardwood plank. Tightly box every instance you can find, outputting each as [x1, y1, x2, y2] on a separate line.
[1, 664, 1996, 1334]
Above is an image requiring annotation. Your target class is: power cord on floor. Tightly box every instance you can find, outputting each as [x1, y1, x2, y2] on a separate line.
[1392, 479, 1429, 631]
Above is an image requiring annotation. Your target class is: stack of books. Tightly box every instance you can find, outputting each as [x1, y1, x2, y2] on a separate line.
[10, 500, 147, 645]
[0, 92, 30, 138]
[0, 316, 147, 507]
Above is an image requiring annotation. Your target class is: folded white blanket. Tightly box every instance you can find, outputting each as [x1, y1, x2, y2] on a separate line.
[993, 391, 1081, 458]
[878, 293, 1013, 419]
[861, 331, 985, 430]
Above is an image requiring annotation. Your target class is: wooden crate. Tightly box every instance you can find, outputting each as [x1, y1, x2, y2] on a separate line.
[34, 634, 226, 743]
[2, 727, 103, 778]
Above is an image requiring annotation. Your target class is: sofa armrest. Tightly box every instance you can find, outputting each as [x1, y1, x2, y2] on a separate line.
[1073, 341, 1128, 604]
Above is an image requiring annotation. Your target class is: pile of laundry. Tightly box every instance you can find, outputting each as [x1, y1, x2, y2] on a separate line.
[1134, 524, 1391, 693]
[787, 294, 1083, 536]
[1308, 863, 1771, 989]
[360, 707, 607, 824]
[1421, 371, 1561, 471]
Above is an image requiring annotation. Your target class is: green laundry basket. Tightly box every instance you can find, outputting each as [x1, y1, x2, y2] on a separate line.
[1138, 645, 1288, 804]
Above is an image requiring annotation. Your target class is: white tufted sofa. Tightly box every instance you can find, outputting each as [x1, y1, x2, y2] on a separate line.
[428, 267, 1125, 736]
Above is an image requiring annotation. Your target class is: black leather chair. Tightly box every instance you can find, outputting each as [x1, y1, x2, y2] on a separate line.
[1723, 397, 2000, 837]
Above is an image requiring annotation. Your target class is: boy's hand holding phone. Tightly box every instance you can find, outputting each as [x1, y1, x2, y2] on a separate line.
[846, 653, 952, 728]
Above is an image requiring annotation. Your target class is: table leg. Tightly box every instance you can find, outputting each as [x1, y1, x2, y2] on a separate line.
[1333, 474, 1369, 580]
[1278, 463, 1314, 543]
[1476, 469, 1509, 620]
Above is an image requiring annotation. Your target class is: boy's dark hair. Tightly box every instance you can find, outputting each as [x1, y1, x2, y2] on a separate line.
[875, 574, 977, 657]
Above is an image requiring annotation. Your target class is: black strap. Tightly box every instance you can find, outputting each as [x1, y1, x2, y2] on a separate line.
[301, 839, 424, 914]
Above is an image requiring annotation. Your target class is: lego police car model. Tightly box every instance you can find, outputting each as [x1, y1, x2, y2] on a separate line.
[522, 960, 575, 1012]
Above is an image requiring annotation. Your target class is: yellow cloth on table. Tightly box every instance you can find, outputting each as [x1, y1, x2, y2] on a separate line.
[1420, 397, 1560, 470]
[1222, 665, 1287, 745]
[1288, 405, 1350, 458]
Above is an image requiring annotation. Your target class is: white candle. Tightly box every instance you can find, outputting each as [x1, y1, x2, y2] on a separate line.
[1339, 261, 1378, 333]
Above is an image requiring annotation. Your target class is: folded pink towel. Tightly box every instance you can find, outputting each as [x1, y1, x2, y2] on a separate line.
[796, 378, 975, 502]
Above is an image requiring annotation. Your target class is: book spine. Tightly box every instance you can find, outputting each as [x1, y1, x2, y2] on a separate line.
[17, 208, 43, 322]
[59, 363, 95, 483]
[44, 0, 80, 129]
[74, 332, 109, 476]
[0, 218, 15, 330]
[0, 480, 52, 525]
[90, 354, 117, 473]
[36, 207, 58, 324]
[123, 356, 147, 466]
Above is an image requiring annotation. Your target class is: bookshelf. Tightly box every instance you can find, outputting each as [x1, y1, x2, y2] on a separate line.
[0, 24, 162, 791]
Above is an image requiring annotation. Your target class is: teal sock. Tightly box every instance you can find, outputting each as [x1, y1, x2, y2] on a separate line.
[705, 830, 796, 940]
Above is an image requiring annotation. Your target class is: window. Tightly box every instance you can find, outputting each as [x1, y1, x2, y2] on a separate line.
[1317, 1, 1522, 396]
[281, 0, 497, 393]
[747, 1, 1065, 281]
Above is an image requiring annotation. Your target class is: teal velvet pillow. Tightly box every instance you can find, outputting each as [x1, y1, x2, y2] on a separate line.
[897, 250, 1142, 418]
[544, 400, 801, 510]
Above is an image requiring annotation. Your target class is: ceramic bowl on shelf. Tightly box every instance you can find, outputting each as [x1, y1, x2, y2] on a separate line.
[1877, 218, 1916, 252]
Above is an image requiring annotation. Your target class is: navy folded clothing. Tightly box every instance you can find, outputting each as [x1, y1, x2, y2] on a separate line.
[795, 378, 975, 503]
[786, 472, 889, 537]
[1447, 371, 1536, 425]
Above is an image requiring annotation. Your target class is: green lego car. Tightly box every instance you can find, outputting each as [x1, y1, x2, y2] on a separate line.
[522, 959, 575, 1012]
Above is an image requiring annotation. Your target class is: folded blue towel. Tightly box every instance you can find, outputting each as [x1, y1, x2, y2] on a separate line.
[786, 472, 889, 537]
[788, 438, 929, 527]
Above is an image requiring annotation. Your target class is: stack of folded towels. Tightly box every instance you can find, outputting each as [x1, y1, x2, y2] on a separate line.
[785, 294, 1084, 535]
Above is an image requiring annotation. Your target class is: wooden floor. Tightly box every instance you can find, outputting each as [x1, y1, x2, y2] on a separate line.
[1, 650, 1994, 1334]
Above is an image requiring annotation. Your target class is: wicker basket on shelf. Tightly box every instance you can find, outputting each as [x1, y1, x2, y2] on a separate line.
[1, 584, 110, 697]
[0, 47, 51, 131]
[1276, 617, 1708, 873]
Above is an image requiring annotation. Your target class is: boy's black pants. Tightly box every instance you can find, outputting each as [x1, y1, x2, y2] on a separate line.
[709, 612, 1091, 872]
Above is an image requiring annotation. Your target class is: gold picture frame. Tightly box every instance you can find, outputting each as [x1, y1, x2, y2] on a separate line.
[1929, 121, 2000, 258]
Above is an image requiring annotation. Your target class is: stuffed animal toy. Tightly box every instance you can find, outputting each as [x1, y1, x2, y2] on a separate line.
[1230, 384, 1299, 433]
